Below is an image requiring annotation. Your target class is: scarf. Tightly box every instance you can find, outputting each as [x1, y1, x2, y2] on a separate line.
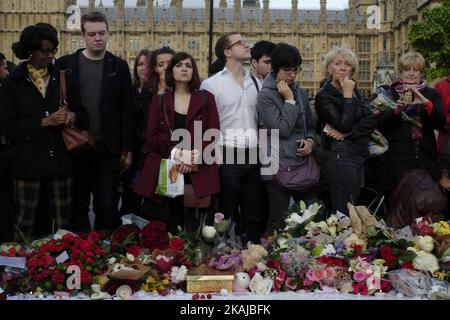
[27, 63, 49, 98]
[393, 79, 427, 100]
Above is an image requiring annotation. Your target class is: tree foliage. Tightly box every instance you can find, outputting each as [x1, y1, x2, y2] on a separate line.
[408, 0, 450, 80]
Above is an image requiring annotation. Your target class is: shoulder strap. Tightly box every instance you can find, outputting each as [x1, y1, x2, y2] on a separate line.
[250, 75, 259, 93]
[59, 70, 70, 111]
[159, 93, 172, 134]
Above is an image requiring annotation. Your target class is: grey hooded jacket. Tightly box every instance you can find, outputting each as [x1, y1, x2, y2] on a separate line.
[257, 73, 316, 177]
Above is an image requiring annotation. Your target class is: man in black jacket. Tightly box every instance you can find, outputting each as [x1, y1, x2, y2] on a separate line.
[56, 12, 134, 231]
[0, 52, 13, 241]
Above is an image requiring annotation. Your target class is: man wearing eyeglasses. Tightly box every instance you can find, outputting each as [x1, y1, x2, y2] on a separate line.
[56, 11, 134, 231]
[201, 33, 264, 246]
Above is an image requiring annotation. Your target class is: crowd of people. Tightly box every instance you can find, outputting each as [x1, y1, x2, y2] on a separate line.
[0, 11, 449, 245]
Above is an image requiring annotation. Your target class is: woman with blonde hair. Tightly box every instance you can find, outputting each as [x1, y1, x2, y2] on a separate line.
[315, 47, 376, 215]
[376, 51, 445, 199]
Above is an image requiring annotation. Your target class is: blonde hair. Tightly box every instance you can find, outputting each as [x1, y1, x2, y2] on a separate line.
[323, 46, 358, 77]
[398, 52, 425, 73]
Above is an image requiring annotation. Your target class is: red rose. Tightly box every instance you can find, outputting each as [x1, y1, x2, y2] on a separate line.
[352, 282, 368, 295]
[169, 239, 184, 252]
[380, 279, 392, 293]
[266, 260, 281, 270]
[380, 245, 393, 258]
[41, 269, 50, 278]
[87, 231, 100, 243]
[127, 245, 142, 257]
[80, 270, 92, 285]
[85, 257, 94, 265]
[51, 271, 65, 285]
[400, 262, 415, 270]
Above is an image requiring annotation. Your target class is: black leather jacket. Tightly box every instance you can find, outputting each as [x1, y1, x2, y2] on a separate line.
[315, 80, 376, 157]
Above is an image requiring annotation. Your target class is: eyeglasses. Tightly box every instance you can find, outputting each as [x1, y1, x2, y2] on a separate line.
[281, 66, 301, 74]
[38, 47, 58, 55]
[226, 39, 247, 50]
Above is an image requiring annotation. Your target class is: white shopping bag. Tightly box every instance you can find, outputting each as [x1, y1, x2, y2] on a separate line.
[155, 157, 184, 198]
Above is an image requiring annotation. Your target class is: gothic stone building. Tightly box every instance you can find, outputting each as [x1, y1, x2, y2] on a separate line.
[0, 0, 443, 97]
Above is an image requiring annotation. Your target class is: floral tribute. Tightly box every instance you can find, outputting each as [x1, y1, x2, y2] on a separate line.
[1, 208, 450, 300]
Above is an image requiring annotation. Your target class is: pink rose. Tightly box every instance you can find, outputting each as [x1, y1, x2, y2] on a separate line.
[353, 271, 368, 282]
[214, 212, 225, 224]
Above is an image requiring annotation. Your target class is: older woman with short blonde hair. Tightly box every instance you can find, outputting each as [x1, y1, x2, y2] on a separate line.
[375, 51, 445, 200]
[315, 46, 376, 215]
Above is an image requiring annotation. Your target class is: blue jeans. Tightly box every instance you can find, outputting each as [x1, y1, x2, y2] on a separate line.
[326, 151, 365, 215]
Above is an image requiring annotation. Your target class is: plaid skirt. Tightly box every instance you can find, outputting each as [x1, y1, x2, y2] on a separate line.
[13, 176, 73, 240]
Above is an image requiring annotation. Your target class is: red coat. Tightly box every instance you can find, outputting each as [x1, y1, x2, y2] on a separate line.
[133, 89, 220, 203]
[435, 75, 450, 154]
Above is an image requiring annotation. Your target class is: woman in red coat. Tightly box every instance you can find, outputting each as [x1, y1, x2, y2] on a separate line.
[134, 52, 220, 233]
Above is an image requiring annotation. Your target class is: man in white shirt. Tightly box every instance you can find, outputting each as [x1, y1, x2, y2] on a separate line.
[201, 32, 263, 245]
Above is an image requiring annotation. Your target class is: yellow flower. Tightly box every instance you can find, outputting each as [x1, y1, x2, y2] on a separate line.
[158, 285, 165, 290]
[162, 279, 170, 286]
[434, 271, 446, 281]
[141, 284, 149, 292]
[146, 276, 156, 284]
[432, 221, 450, 236]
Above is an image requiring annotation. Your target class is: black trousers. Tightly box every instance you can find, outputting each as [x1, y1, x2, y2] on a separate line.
[326, 151, 365, 215]
[264, 179, 317, 236]
[70, 142, 121, 231]
[141, 196, 215, 235]
[0, 146, 13, 242]
[218, 147, 263, 244]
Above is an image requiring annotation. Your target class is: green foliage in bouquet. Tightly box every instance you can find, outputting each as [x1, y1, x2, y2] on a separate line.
[283, 201, 323, 238]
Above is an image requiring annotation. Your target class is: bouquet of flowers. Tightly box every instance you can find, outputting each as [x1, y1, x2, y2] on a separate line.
[283, 201, 322, 238]
[140, 221, 169, 252]
[25, 232, 106, 293]
[370, 87, 422, 128]
[304, 213, 353, 244]
[348, 256, 391, 295]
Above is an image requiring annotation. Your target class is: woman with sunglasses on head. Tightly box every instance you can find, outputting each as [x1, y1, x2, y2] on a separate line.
[0, 24, 88, 240]
[257, 43, 317, 236]
[134, 52, 220, 234]
[315, 46, 376, 216]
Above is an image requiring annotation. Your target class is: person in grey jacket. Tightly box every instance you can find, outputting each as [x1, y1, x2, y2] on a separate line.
[257, 43, 317, 236]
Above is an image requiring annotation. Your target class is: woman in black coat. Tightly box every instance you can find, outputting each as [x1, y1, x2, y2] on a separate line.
[376, 52, 446, 198]
[0, 24, 88, 240]
[315, 47, 376, 215]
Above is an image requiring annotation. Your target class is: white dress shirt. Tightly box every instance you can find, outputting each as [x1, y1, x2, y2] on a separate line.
[201, 67, 259, 149]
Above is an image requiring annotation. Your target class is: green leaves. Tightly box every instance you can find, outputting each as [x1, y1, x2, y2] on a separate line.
[408, 0, 450, 80]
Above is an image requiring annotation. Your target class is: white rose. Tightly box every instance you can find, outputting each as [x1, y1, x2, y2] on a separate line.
[413, 251, 439, 273]
[170, 265, 188, 284]
[415, 236, 434, 253]
[126, 253, 135, 262]
[202, 226, 217, 242]
[249, 273, 273, 295]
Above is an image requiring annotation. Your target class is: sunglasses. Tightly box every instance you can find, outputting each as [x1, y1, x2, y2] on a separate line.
[38, 47, 58, 55]
[226, 39, 247, 50]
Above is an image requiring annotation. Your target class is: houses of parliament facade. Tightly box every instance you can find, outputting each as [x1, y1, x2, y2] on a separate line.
[0, 0, 443, 97]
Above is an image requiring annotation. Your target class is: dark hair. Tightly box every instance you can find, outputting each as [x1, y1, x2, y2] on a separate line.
[165, 52, 201, 92]
[81, 11, 109, 33]
[0, 53, 5, 66]
[431, 155, 450, 181]
[147, 46, 175, 95]
[209, 59, 224, 76]
[270, 43, 302, 76]
[214, 32, 239, 63]
[35, 22, 58, 36]
[251, 40, 275, 62]
[133, 49, 152, 88]
[12, 24, 59, 60]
